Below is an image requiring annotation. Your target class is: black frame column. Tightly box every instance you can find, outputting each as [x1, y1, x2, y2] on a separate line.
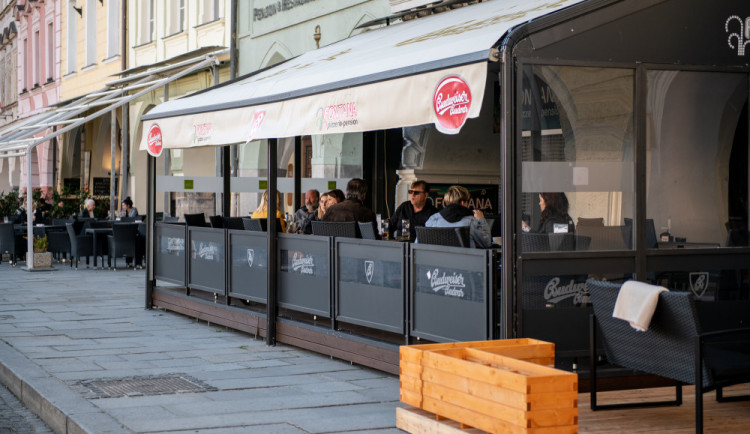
[267, 138, 278, 345]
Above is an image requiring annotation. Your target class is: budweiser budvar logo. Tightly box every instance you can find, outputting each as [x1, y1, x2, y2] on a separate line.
[433, 75, 471, 133]
[427, 268, 465, 298]
[146, 124, 163, 157]
[248, 110, 266, 141]
[544, 277, 589, 305]
[291, 252, 314, 275]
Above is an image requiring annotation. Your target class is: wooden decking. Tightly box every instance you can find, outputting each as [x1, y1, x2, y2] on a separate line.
[398, 384, 750, 433]
[579, 384, 750, 433]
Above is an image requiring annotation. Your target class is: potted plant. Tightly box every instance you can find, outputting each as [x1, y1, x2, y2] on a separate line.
[26, 234, 53, 269]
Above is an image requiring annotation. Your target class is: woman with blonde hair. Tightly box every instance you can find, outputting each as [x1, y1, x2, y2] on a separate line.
[424, 185, 491, 248]
[251, 190, 287, 232]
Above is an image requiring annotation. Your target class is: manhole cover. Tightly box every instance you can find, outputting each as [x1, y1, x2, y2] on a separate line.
[75, 374, 217, 399]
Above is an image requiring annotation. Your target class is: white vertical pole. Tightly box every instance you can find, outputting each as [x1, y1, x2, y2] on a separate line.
[26, 146, 34, 269]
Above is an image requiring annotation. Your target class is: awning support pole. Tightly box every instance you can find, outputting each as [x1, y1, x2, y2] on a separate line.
[500, 51, 514, 339]
[120, 102, 130, 205]
[146, 154, 155, 309]
[163, 84, 170, 216]
[222, 146, 230, 217]
[294, 136, 301, 212]
[110, 109, 117, 219]
[25, 147, 33, 270]
[266, 138, 278, 346]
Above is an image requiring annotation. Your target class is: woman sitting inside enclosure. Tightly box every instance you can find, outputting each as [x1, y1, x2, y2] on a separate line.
[425, 185, 491, 248]
[522, 192, 575, 234]
[250, 190, 287, 232]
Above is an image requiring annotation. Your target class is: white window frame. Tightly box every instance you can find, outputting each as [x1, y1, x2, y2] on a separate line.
[66, 2, 77, 73]
[47, 22, 54, 81]
[85, 0, 97, 65]
[33, 30, 40, 86]
[107, 0, 120, 57]
[199, 0, 220, 24]
[23, 38, 28, 90]
[166, 0, 185, 36]
[137, 0, 155, 45]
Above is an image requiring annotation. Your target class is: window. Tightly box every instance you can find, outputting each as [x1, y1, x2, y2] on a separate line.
[137, 0, 154, 44]
[33, 31, 40, 86]
[85, 0, 97, 65]
[66, 2, 77, 73]
[47, 23, 53, 81]
[646, 70, 749, 249]
[167, 0, 185, 35]
[199, 0, 220, 24]
[23, 38, 28, 90]
[107, 0, 120, 57]
[520, 65, 635, 251]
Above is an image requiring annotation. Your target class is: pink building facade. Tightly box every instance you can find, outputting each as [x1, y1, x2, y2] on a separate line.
[15, 0, 60, 195]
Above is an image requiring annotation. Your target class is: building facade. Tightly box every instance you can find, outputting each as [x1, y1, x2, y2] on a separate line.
[0, 0, 18, 192]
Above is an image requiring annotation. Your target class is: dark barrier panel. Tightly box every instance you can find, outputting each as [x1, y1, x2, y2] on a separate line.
[155, 222, 187, 285]
[410, 244, 491, 342]
[188, 227, 226, 295]
[228, 229, 268, 303]
[279, 233, 331, 317]
[335, 238, 406, 333]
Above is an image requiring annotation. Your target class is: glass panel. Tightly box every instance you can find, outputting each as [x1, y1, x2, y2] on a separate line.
[520, 65, 635, 251]
[646, 71, 748, 248]
[647, 268, 749, 301]
[414, 264, 485, 303]
[339, 257, 401, 289]
[280, 249, 329, 278]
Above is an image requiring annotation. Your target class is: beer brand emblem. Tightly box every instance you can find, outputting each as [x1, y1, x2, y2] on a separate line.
[726, 15, 750, 56]
[689, 272, 710, 297]
[247, 110, 266, 141]
[364, 260, 374, 284]
[433, 75, 472, 134]
[247, 249, 255, 267]
[146, 124, 163, 157]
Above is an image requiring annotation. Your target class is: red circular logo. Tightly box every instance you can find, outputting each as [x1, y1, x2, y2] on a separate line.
[433, 75, 472, 132]
[146, 124, 163, 157]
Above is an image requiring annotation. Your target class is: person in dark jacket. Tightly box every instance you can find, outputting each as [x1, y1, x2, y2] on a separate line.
[388, 180, 438, 239]
[322, 178, 376, 223]
[424, 185, 491, 248]
[522, 192, 575, 234]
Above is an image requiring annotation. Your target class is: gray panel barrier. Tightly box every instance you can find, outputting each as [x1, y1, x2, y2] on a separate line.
[155, 222, 187, 285]
[187, 227, 226, 295]
[278, 233, 331, 317]
[228, 229, 269, 303]
[410, 243, 491, 342]
[335, 238, 406, 334]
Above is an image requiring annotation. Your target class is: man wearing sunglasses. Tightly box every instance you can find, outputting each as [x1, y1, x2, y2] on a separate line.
[388, 180, 438, 240]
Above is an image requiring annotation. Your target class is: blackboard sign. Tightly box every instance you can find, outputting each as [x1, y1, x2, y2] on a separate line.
[428, 184, 499, 214]
[93, 177, 118, 197]
[63, 178, 81, 192]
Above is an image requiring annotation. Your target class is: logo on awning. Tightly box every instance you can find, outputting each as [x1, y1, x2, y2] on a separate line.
[726, 15, 750, 56]
[146, 124, 163, 157]
[248, 110, 266, 142]
[433, 75, 471, 134]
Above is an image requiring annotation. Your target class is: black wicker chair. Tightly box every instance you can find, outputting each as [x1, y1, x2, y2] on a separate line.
[184, 213, 207, 227]
[311, 220, 359, 238]
[66, 222, 94, 269]
[135, 222, 146, 268]
[358, 221, 379, 240]
[222, 217, 245, 230]
[107, 223, 139, 269]
[45, 224, 70, 263]
[415, 226, 469, 247]
[0, 222, 26, 266]
[242, 218, 282, 232]
[588, 279, 750, 432]
[209, 215, 224, 228]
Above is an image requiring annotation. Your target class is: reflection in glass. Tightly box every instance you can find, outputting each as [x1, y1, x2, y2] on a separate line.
[414, 264, 485, 303]
[280, 249, 329, 278]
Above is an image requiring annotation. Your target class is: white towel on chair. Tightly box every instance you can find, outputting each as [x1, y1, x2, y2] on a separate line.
[613, 280, 668, 331]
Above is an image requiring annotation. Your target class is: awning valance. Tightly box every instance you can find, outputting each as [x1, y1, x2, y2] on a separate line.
[139, 0, 584, 154]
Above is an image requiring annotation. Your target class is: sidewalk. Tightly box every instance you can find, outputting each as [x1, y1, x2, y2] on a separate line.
[0, 261, 402, 433]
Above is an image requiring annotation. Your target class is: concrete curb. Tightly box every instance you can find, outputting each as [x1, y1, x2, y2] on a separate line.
[0, 340, 130, 434]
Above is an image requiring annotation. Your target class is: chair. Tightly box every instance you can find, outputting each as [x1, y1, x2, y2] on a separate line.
[577, 225, 632, 250]
[184, 213, 207, 227]
[107, 223, 139, 269]
[135, 222, 147, 268]
[588, 279, 750, 432]
[578, 217, 605, 227]
[209, 215, 224, 228]
[163, 216, 179, 223]
[0, 222, 26, 266]
[415, 226, 469, 247]
[222, 217, 245, 230]
[312, 221, 359, 238]
[46, 225, 71, 263]
[624, 218, 658, 249]
[358, 221, 379, 240]
[242, 218, 282, 232]
[66, 222, 94, 269]
[155, 212, 164, 221]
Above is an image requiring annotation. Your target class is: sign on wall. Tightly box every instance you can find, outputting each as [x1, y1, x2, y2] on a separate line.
[428, 184, 499, 214]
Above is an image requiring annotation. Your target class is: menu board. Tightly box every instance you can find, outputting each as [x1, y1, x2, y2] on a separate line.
[93, 177, 118, 196]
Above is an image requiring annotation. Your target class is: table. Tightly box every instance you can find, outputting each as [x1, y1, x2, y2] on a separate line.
[85, 228, 113, 268]
[657, 241, 721, 249]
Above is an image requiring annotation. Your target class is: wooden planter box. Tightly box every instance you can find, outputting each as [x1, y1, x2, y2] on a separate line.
[399, 338, 577, 434]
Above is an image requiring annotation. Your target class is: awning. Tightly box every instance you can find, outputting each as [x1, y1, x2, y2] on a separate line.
[139, 0, 584, 155]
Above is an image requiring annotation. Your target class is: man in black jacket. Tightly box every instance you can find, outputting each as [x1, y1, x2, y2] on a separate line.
[388, 180, 437, 239]
[322, 178, 375, 223]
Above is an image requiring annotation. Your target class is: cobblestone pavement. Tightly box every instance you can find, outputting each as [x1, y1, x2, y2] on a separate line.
[0, 384, 53, 434]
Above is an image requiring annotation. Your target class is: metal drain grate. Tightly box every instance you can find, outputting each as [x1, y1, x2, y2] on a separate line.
[75, 374, 217, 399]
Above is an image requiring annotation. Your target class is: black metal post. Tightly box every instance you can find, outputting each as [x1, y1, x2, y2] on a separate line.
[266, 138, 278, 345]
[222, 146, 230, 215]
[500, 51, 515, 339]
[634, 65, 647, 280]
[294, 136, 301, 212]
[146, 154, 156, 309]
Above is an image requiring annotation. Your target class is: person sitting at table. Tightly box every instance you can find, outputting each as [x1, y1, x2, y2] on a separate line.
[250, 190, 287, 232]
[302, 191, 332, 234]
[119, 197, 139, 219]
[389, 180, 438, 239]
[522, 192, 575, 234]
[322, 178, 376, 224]
[292, 189, 319, 233]
[80, 198, 96, 218]
[327, 189, 345, 205]
[424, 185, 491, 248]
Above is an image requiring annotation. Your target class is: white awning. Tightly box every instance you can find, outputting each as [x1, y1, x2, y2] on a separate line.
[139, 0, 584, 154]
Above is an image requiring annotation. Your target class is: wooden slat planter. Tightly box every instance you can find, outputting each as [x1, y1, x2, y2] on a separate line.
[399, 338, 577, 434]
